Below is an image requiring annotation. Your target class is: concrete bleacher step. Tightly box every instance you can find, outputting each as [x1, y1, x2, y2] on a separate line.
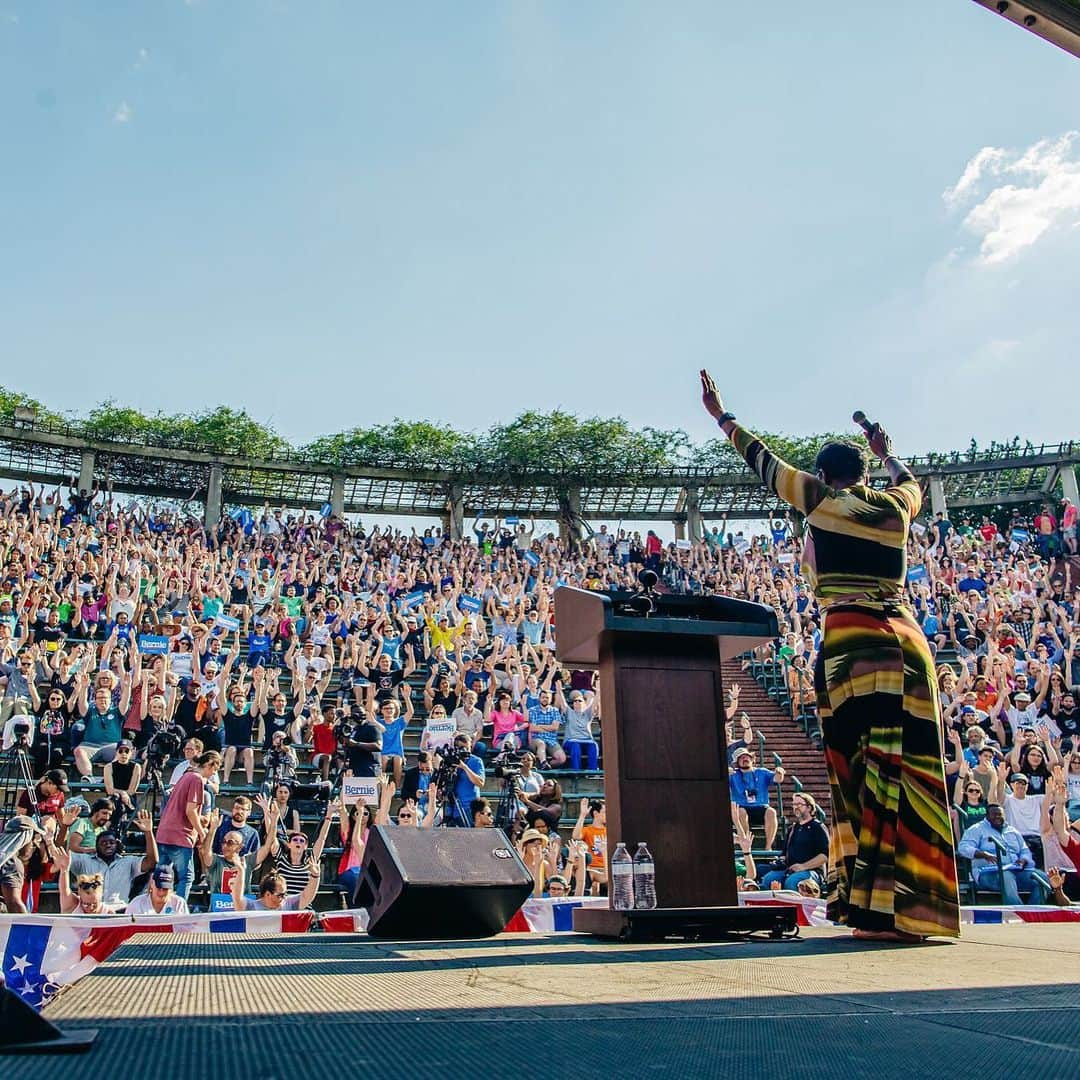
[723, 659, 831, 814]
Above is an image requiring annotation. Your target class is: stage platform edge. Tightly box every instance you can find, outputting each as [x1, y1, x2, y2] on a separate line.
[8, 924, 1078, 1079]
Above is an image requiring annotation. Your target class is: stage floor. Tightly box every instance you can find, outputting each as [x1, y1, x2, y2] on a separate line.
[16, 924, 1080, 1078]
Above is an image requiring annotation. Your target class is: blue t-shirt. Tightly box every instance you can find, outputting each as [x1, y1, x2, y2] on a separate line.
[381, 717, 407, 758]
[247, 632, 272, 656]
[728, 768, 775, 807]
[453, 753, 485, 811]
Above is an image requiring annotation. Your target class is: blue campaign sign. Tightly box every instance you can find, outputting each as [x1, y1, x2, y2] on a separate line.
[320, 502, 333, 518]
[504, 516, 519, 525]
[214, 614, 241, 632]
[458, 595, 482, 614]
[906, 566, 928, 583]
[1011, 528, 1030, 543]
[401, 591, 426, 609]
[523, 551, 540, 567]
[138, 634, 170, 655]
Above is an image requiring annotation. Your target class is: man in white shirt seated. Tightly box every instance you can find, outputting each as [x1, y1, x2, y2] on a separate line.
[1003, 772, 1045, 867]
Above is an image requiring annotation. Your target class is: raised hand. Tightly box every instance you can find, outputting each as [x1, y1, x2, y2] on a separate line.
[699, 370, 726, 421]
[133, 809, 153, 833]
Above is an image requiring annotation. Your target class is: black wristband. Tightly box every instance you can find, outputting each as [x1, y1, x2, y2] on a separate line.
[717, 412, 736, 425]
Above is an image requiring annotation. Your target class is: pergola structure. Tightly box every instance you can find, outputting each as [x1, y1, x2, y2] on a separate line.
[972, 0, 1080, 58]
[0, 421, 1076, 539]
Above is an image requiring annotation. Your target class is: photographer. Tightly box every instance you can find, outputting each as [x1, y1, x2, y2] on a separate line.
[337, 702, 383, 779]
[439, 732, 485, 826]
[261, 729, 300, 796]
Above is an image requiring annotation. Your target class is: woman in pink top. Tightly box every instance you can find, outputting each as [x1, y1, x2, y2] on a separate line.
[489, 689, 526, 753]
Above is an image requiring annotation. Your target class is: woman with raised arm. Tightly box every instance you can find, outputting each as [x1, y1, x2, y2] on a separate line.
[700, 370, 959, 942]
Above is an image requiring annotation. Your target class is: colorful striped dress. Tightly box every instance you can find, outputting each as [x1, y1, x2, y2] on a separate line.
[728, 424, 960, 938]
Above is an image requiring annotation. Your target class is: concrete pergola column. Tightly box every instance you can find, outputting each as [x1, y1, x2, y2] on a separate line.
[78, 449, 95, 493]
[559, 486, 583, 543]
[205, 464, 223, 528]
[1060, 466, 1079, 507]
[330, 474, 345, 517]
[928, 475, 947, 517]
[684, 484, 703, 541]
[444, 484, 464, 540]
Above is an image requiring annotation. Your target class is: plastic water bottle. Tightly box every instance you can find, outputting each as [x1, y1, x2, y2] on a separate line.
[611, 842, 635, 910]
[633, 843, 657, 909]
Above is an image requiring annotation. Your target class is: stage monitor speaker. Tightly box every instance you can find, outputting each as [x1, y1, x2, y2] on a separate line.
[354, 825, 533, 938]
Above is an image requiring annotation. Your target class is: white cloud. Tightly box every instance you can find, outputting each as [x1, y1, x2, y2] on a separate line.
[136, 47, 149, 67]
[113, 101, 133, 124]
[943, 133, 1080, 264]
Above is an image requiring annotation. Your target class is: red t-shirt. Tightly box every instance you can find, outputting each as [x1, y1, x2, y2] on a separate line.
[156, 770, 206, 848]
[312, 723, 337, 757]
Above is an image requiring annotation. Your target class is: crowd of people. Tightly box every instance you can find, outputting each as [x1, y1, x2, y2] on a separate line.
[1, 477, 1078, 916]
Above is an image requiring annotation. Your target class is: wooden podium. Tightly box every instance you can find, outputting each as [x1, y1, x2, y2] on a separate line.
[555, 585, 795, 940]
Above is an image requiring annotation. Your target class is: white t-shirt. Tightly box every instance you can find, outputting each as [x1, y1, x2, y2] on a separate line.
[1003, 793, 1043, 836]
[125, 892, 190, 915]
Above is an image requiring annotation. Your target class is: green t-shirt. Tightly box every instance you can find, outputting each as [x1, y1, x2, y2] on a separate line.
[70, 818, 106, 851]
[282, 596, 303, 618]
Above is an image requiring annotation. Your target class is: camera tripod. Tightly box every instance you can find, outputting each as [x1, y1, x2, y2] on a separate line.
[1, 739, 38, 826]
[139, 760, 167, 820]
[493, 777, 522, 832]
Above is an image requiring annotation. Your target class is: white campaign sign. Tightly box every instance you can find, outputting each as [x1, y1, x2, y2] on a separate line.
[424, 719, 456, 749]
[341, 777, 379, 806]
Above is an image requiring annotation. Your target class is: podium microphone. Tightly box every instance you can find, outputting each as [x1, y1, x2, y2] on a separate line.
[852, 410, 877, 438]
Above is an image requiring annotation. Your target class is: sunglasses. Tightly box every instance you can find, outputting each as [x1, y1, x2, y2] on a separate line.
[77, 881, 103, 890]
[398, 813, 414, 821]
[269, 890, 287, 899]
[289, 837, 308, 845]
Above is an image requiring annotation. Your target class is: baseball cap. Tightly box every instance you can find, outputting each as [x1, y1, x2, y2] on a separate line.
[151, 864, 176, 888]
[1008, 773, 1029, 785]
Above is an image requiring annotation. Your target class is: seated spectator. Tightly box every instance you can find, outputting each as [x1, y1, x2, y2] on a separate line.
[265, 806, 335, 897]
[337, 802, 374, 897]
[54, 851, 124, 914]
[68, 811, 158, 907]
[231, 866, 320, 912]
[212, 795, 261, 856]
[1002, 770, 1045, 867]
[1039, 772, 1078, 898]
[488, 689, 527, 754]
[728, 749, 785, 851]
[571, 797, 607, 895]
[199, 806, 276, 898]
[0, 816, 51, 914]
[526, 688, 566, 768]
[15, 768, 68, 821]
[68, 798, 116, 855]
[126, 863, 190, 915]
[520, 777, 563, 835]
[953, 764, 999, 844]
[759, 792, 828, 892]
[558, 685, 599, 771]
[958, 805, 1047, 905]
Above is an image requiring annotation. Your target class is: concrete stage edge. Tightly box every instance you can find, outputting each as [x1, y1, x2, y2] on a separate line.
[13, 925, 1080, 1079]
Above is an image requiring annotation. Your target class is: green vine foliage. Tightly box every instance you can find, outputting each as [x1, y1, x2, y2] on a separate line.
[0, 385, 1054, 481]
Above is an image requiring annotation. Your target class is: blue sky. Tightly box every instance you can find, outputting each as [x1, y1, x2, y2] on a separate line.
[3, 1, 1079, 457]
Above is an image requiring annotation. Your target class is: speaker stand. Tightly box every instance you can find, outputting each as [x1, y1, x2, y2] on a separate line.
[0, 986, 98, 1054]
[573, 904, 798, 942]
